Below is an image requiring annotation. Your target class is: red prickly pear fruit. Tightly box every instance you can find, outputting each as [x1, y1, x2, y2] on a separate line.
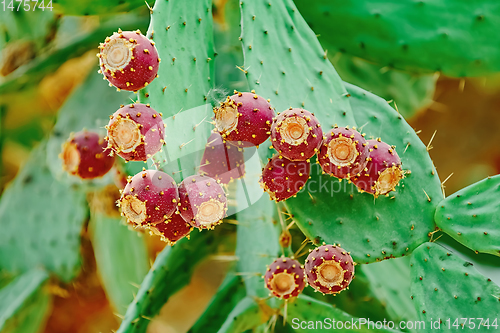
[305, 244, 355, 295]
[98, 29, 160, 91]
[318, 126, 369, 179]
[119, 169, 179, 226]
[60, 130, 115, 179]
[106, 103, 165, 161]
[199, 132, 245, 185]
[178, 175, 227, 230]
[260, 155, 310, 202]
[264, 257, 306, 299]
[213, 90, 274, 147]
[351, 139, 403, 197]
[271, 108, 323, 161]
[148, 211, 193, 245]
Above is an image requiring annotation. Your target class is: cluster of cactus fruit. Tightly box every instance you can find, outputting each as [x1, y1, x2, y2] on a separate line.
[59, 30, 231, 244]
[213, 92, 405, 201]
[59, 29, 404, 274]
[265, 244, 354, 299]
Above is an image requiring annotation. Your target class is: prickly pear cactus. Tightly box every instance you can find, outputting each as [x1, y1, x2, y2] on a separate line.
[2, 0, 500, 331]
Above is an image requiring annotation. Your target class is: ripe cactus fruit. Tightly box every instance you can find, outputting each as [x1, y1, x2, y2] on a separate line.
[119, 169, 179, 226]
[271, 108, 323, 161]
[213, 91, 275, 147]
[98, 29, 160, 91]
[260, 155, 310, 202]
[199, 132, 245, 185]
[264, 257, 306, 299]
[106, 103, 165, 161]
[317, 126, 369, 179]
[148, 211, 193, 245]
[351, 139, 404, 197]
[60, 130, 115, 179]
[178, 175, 227, 230]
[305, 244, 355, 295]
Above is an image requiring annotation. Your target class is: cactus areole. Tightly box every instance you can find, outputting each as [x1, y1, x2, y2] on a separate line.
[305, 245, 355, 295]
[60, 130, 115, 179]
[214, 91, 275, 147]
[264, 257, 306, 299]
[178, 175, 228, 230]
[98, 29, 160, 91]
[106, 103, 165, 161]
[318, 126, 369, 179]
[271, 108, 323, 161]
[352, 139, 404, 197]
[119, 170, 179, 225]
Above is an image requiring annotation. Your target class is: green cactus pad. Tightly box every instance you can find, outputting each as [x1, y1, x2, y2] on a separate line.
[304, 267, 393, 322]
[213, 0, 248, 92]
[53, 0, 153, 15]
[236, 164, 280, 297]
[136, 0, 215, 181]
[89, 213, 149, 316]
[239, 0, 355, 140]
[138, 0, 214, 115]
[150, 104, 213, 183]
[361, 257, 417, 325]
[435, 175, 500, 257]
[116, 230, 220, 333]
[0, 142, 87, 282]
[0, 269, 50, 333]
[188, 274, 247, 333]
[295, 0, 500, 77]
[235, 196, 279, 298]
[287, 294, 398, 332]
[330, 53, 437, 119]
[410, 242, 500, 330]
[284, 82, 442, 264]
[217, 297, 266, 333]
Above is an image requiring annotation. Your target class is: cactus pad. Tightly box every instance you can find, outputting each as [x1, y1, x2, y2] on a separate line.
[138, 0, 214, 114]
[296, 0, 500, 77]
[287, 294, 396, 332]
[0, 269, 50, 333]
[0, 143, 87, 281]
[89, 213, 149, 315]
[188, 275, 247, 333]
[410, 242, 500, 329]
[117, 230, 220, 333]
[218, 297, 265, 333]
[284, 83, 442, 264]
[239, 0, 355, 144]
[435, 175, 500, 256]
